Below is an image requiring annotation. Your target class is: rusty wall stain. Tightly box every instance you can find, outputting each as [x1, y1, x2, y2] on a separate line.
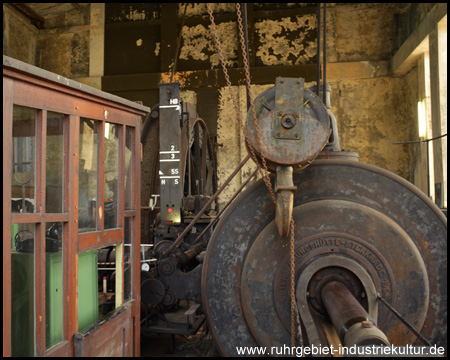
[335, 5, 397, 62]
[333, 77, 411, 180]
[5, 2, 420, 202]
[105, 4, 160, 23]
[255, 15, 317, 66]
[180, 22, 238, 68]
[179, 3, 235, 17]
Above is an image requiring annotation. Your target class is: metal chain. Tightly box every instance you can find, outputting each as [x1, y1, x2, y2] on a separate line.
[236, 3, 302, 353]
[208, 3, 302, 354]
[206, 3, 272, 205]
[235, 3, 276, 205]
[290, 218, 303, 350]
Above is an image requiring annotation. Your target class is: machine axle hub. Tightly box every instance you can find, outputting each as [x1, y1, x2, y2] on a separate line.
[321, 281, 390, 347]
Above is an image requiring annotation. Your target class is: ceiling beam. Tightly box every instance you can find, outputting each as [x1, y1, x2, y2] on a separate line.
[8, 3, 45, 29]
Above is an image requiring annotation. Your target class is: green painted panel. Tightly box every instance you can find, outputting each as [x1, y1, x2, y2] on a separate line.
[46, 252, 63, 348]
[11, 252, 35, 357]
[77, 250, 98, 331]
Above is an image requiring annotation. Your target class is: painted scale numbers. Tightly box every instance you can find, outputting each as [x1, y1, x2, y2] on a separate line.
[160, 145, 180, 185]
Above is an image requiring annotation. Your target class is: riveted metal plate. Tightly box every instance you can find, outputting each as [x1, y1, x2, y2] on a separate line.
[273, 77, 304, 140]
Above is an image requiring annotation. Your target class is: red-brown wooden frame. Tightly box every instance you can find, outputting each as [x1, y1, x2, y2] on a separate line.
[3, 56, 147, 357]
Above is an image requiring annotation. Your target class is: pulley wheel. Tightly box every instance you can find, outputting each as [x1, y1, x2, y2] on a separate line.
[246, 80, 330, 171]
[141, 278, 165, 306]
[202, 160, 447, 355]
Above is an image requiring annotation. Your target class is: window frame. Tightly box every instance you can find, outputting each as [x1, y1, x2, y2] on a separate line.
[3, 57, 146, 357]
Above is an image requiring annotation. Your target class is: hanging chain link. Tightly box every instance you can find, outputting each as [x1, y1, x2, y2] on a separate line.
[207, 3, 302, 354]
[235, 4, 302, 353]
[206, 3, 276, 206]
[235, 3, 277, 206]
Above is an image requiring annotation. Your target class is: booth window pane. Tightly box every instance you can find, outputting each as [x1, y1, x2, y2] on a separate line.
[11, 223, 36, 357]
[79, 119, 98, 233]
[45, 222, 64, 349]
[124, 217, 132, 301]
[46, 112, 65, 213]
[12, 105, 36, 214]
[104, 123, 120, 229]
[124, 127, 134, 210]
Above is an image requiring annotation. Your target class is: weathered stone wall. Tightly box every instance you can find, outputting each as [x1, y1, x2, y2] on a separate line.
[3, 5, 39, 65]
[212, 4, 413, 206]
[5, 3, 438, 209]
[36, 6, 91, 79]
[3, 4, 96, 85]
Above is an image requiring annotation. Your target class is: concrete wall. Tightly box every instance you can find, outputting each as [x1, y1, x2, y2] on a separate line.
[3, 5, 39, 65]
[213, 4, 414, 206]
[3, 3, 446, 209]
[3, 4, 103, 89]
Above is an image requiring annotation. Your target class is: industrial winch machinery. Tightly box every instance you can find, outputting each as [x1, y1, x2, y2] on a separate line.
[140, 76, 447, 355]
[139, 4, 446, 354]
[140, 82, 217, 341]
[202, 77, 447, 354]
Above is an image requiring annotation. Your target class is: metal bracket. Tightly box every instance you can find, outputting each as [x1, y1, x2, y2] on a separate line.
[275, 166, 297, 237]
[273, 77, 304, 140]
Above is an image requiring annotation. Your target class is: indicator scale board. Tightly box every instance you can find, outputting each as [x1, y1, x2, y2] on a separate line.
[159, 83, 182, 225]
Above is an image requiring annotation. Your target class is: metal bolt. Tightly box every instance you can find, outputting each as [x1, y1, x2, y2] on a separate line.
[281, 114, 296, 129]
[362, 321, 373, 328]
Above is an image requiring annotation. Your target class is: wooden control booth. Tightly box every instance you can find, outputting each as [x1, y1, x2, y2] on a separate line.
[3, 56, 149, 357]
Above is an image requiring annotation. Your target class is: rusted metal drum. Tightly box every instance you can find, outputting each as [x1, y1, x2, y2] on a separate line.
[246, 78, 331, 172]
[202, 160, 447, 355]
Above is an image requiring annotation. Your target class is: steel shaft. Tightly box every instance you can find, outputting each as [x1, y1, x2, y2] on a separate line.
[321, 281, 390, 346]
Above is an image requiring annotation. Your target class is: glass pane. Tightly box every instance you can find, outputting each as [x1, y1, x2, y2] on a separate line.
[124, 217, 132, 301]
[124, 127, 134, 210]
[12, 105, 36, 213]
[97, 246, 116, 318]
[46, 112, 65, 213]
[79, 119, 98, 233]
[45, 222, 63, 349]
[104, 123, 120, 229]
[11, 223, 35, 356]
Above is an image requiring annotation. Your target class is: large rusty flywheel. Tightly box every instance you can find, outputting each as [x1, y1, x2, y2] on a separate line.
[202, 160, 447, 355]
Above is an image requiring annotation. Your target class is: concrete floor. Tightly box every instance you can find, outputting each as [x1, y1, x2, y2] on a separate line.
[140, 325, 219, 357]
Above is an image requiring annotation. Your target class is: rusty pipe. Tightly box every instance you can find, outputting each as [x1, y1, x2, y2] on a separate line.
[321, 281, 390, 347]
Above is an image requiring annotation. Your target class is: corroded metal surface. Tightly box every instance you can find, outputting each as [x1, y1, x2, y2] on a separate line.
[275, 166, 296, 237]
[317, 149, 359, 161]
[321, 281, 390, 346]
[202, 160, 447, 356]
[245, 80, 331, 172]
